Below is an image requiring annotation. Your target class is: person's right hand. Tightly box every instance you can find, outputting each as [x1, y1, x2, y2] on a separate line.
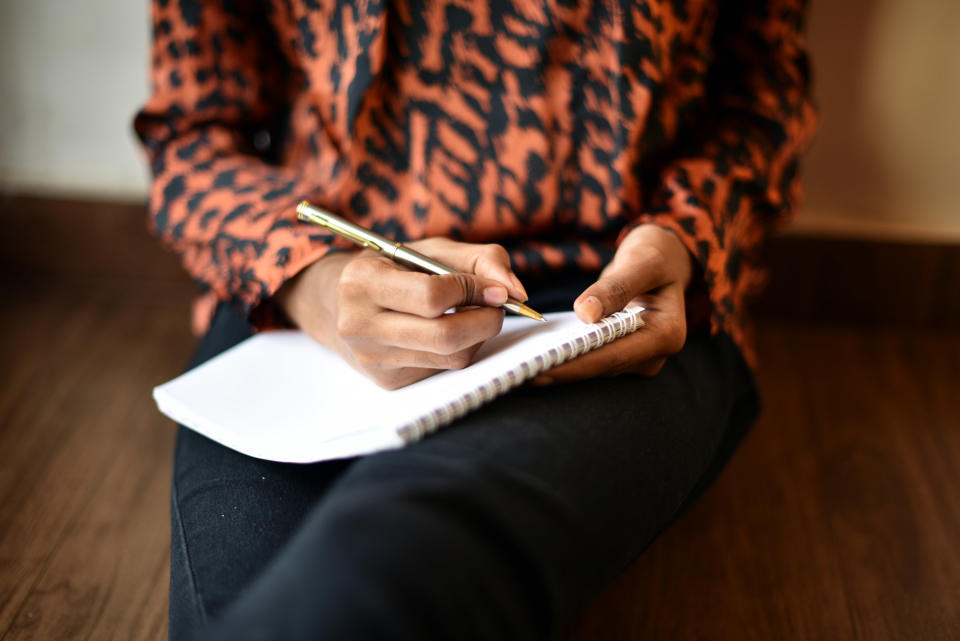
[275, 238, 528, 389]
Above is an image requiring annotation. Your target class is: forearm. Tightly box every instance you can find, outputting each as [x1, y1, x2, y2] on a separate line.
[624, 0, 817, 349]
[134, 0, 337, 319]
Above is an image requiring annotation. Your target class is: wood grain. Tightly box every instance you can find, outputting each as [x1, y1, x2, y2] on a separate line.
[1, 196, 959, 639]
[755, 233, 960, 329]
[560, 324, 960, 640]
[0, 277, 193, 640]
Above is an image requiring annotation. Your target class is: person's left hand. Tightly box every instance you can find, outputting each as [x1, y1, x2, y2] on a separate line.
[532, 224, 694, 385]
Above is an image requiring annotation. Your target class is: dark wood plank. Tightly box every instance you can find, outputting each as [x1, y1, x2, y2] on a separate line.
[755, 234, 960, 329]
[560, 323, 960, 641]
[0, 279, 193, 640]
[0, 195, 185, 283]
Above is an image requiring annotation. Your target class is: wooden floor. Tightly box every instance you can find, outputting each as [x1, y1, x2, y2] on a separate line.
[0, 276, 192, 640]
[1, 201, 959, 639]
[562, 323, 960, 640]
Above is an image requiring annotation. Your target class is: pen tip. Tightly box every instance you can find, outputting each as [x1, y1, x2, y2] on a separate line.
[521, 308, 546, 323]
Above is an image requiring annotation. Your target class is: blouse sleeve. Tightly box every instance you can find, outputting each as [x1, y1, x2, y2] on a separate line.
[133, 0, 334, 325]
[625, 0, 818, 350]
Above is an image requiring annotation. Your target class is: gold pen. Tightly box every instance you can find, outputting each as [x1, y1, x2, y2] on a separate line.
[296, 201, 545, 322]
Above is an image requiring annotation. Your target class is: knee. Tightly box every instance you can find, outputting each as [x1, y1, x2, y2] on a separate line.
[304, 450, 571, 638]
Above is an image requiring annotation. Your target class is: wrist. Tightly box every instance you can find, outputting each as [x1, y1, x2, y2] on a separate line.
[622, 223, 695, 290]
[274, 251, 352, 338]
[659, 226, 695, 290]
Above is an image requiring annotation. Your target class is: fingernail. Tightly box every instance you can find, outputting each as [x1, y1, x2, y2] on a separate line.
[511, 276, 528, 301]
[578, 296, 603, 321]
[484, 286, 508, 305]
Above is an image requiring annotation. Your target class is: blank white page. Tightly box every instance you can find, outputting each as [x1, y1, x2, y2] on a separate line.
[153, 310, 638, 463]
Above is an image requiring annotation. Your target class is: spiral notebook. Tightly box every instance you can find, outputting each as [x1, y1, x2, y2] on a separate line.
[153, 307, 644, 463]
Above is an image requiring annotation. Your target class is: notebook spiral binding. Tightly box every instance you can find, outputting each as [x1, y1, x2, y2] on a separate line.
[395, 307, 644, 443]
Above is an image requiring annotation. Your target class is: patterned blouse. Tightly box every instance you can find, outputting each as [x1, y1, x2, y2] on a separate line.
[134, 0, 816, 360]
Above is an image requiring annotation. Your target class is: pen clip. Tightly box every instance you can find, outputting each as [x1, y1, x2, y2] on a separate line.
[328, 224, 383, 252]
[297, 205, 383, 252]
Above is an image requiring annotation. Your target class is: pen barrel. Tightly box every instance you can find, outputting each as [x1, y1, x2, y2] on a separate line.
[391, 246, 455, 276]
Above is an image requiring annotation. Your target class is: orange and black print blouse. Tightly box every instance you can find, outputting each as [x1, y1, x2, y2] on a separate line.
[134, 0, 816, 357]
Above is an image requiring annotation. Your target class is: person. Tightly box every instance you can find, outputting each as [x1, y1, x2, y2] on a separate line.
[134, 0, 816, 638]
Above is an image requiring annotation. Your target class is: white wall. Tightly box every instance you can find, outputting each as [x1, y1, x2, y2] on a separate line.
[1, 0, 958, 239]
[0, 0, 150, 200]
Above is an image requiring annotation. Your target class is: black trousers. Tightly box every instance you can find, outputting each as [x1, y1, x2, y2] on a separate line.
[169, 278, 759, 640]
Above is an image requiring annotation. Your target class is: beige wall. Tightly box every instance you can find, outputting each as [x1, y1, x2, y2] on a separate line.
[800, 0, 960, 240]
[0, 1, 150, 200]
[1, 0, 958, 239]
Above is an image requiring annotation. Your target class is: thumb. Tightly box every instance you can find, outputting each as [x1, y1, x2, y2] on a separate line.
[574, 260, 653, 323]
[574, 278, 631, 324]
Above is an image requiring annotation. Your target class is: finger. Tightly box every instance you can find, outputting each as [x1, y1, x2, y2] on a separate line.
[340, 257, 512, 316]
[536, 330, 664, 384]
[352, 342, 485, 373]
[538, 287, 687, 384]
[635, 356, 668, 377]
[573, 245, 670, 323]
[361, 307, 505, 355]
[369, 366, 443, 391]
[407, 238, 527, 301]
[534, 355, 666, 384]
